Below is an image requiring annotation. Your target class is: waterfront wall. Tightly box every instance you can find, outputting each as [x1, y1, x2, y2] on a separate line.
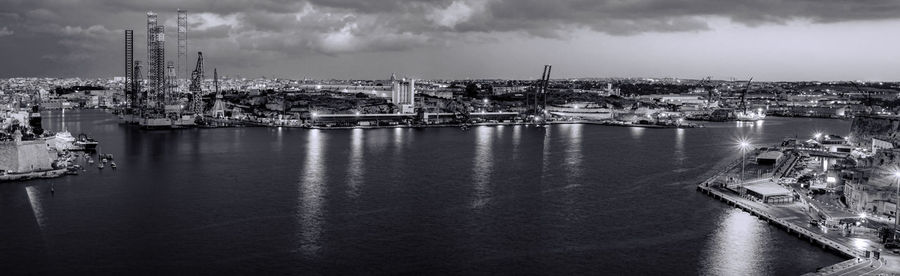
[0, 140, 53, 173]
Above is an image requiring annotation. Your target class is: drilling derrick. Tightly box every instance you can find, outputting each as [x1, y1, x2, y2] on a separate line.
[189, 52, 204, 115]
[133, 61, 143, 109]
[177, 10, 187, 91]
[124, 30, 134, 109]
[147, 12, 166, 113]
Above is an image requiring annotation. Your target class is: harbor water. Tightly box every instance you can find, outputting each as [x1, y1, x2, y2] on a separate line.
[0, 110, 850, 274]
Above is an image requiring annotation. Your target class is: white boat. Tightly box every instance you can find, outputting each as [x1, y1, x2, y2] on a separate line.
[734, 110, 766, 121]
[48, 131, 77, 151]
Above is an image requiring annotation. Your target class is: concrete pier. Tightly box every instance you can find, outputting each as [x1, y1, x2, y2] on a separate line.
[695, 155, 900, 275]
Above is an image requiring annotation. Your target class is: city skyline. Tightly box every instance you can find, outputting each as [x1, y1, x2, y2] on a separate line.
[3, 1, 900, 81]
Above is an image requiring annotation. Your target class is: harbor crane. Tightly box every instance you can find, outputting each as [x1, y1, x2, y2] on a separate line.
[739, 77, 753, 114]
[531, 65, 551, 124]
[189, 52, 204, 115]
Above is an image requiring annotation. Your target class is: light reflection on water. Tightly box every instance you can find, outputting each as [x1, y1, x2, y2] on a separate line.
[297, 129, 325, 256]
[564, 124, 583, 181]
[472, 126, 494, 209]
[540, 127, 552, 185]
[675, 128, 686, 167]
[347, 129, 364, 198]
[630, 127, 644, 139]
[702, 209, 767, 276]
[511, 125, 522, 160]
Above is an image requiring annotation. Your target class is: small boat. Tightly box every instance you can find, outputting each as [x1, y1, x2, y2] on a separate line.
[97, 163, 104, 169]
[88, 158, 94, 164]
[110, 162, 117, 169]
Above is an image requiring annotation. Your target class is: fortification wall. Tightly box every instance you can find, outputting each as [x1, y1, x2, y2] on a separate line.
[849, 115, 900, 147]
[16, 140, 52, 172]
[0, 140, 52, 173]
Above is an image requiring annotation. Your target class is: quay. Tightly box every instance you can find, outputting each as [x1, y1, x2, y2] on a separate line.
[697, 158, 900, 275]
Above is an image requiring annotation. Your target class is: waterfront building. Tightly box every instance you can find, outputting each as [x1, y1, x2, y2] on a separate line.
[298, 84, 392, 98]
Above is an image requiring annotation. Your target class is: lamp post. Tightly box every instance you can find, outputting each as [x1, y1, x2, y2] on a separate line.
[739, 140, 751, 186]
[894, 172, 900, 234]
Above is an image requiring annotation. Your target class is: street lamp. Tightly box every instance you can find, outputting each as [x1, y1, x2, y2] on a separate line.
[738, 139, 751, 186]
[860, 213, 869, 229]
[894, 171, 900, 233]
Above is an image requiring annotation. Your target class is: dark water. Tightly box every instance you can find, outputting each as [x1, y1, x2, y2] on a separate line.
[0, 110, 850, 275]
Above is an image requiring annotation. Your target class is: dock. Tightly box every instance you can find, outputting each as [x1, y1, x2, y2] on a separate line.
[696, 158, 900, 275]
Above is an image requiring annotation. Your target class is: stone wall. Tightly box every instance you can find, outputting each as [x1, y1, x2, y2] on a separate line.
[849, 115, 900, 148]
[0, 140, 53, 173]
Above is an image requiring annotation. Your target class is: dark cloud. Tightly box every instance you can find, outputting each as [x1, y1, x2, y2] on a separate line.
[2, 0, 900, 77]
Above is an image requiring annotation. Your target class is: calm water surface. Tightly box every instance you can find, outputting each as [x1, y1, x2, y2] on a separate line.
[0, 110, 850, 275]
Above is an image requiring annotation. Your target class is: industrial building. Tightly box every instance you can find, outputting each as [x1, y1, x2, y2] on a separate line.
[391, 73, 415, 113]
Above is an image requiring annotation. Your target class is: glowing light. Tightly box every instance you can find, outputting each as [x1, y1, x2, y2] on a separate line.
[311, 112, 318, 117]
[826, 176, 836, 183]
[814, 132, 822, 139]
[860, 213, 867, 219]
[893, 171, 900, 178]
[483, 98, 488, 104]
[355, 111, 360, 116]
[737, 138, 751, 150]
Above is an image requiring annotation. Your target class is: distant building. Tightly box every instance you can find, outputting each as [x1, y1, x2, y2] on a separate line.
[492, 86, 528, 95]
[391, 73, 415, 113]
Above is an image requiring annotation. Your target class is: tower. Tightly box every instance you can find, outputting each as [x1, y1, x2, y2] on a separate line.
[124, 30, 134, 109]
[177, 10, 187, 89]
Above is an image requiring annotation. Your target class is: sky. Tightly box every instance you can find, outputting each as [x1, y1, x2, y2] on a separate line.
[2, 0, 900, 81]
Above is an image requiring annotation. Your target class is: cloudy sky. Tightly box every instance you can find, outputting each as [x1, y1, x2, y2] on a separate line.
[2, 0, 900, 81]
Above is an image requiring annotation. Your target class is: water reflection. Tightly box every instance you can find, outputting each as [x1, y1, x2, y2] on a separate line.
[630, 127, 644, 139]
[297, 130, 326, 256]
[702, 209, 766, 275]
[564, 124, 583, 180]
[471, 127, 493, 209]
[25, 185, 46, 233]
[674, 128, 686, 166]
[511, 125, 522, 160]
[393, 128, 404, 155]
[541, 127, 552, 184]
[347, 129, 364, 198]
[274, 127, 283, 151]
